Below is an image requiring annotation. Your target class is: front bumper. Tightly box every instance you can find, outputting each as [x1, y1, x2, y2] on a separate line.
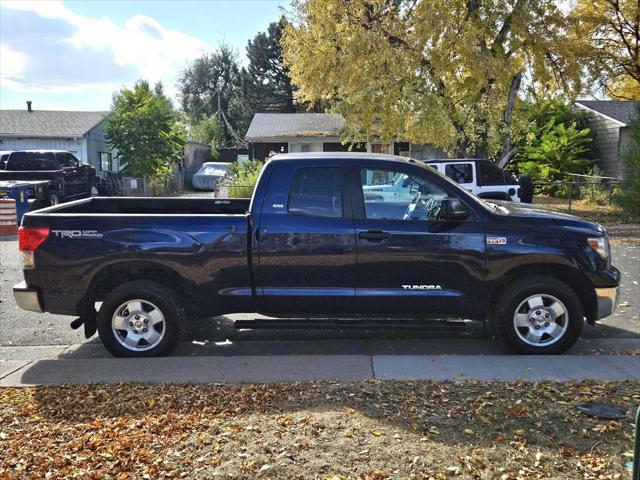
[13, 281, 43, 313]
[595, 286, 620, 320]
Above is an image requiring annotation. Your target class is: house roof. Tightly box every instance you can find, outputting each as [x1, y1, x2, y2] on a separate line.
[576, 100, 638, 125]
[246, 113, 345, 140]
[0, 110, 109, 137]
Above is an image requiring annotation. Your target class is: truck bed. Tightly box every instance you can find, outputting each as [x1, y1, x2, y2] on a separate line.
[31, 196, 251, 215]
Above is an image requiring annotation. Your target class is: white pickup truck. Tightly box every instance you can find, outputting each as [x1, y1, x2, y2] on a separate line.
[363, 159, 533, 204]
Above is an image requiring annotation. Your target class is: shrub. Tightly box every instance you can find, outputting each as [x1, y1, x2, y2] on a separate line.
[513, 99, 596, 197]
[579, 167, 610, 206]
[220, 160, 264, 198]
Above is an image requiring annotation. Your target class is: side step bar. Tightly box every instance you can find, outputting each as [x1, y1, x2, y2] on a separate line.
[234, 318, 477, 330]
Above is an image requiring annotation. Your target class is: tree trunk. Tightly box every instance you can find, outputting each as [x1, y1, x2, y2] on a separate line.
[496, 71, 522, 168]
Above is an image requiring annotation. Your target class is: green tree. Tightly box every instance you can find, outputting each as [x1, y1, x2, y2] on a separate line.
[572, 0, 640, 100]
[616, 102, 640, 212]
[190, 113, 225, 152]
[178, 45, 246, 146]
[246, 17, 296, 112]
[106, 81, 185, 177]
[283, 0, 588, 164]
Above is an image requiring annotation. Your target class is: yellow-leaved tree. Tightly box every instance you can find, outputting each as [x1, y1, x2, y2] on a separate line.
[282, 0, 588, 166]
[572, 0, 640, 100]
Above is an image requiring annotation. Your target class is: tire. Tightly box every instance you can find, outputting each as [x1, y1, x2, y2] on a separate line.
[48, 192, 59, 206]
[494, 275, 583, 355]
[518, 174, 534, 203]
[97, 281, 185, 357]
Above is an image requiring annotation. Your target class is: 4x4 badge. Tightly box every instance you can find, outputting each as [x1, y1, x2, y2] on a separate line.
[487, 237, 507, 245]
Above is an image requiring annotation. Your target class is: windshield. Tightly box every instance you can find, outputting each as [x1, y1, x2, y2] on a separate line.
[6, 152, 58, 171]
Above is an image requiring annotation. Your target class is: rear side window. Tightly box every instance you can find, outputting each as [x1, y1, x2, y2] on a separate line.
[445, 163, 473, 183]
[288, 167, 343, 218]
[5, 152, 58, 171]
[478, 162, 506, 185]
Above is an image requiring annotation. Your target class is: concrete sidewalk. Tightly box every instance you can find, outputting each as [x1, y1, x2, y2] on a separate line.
[1, 338, 638, 386]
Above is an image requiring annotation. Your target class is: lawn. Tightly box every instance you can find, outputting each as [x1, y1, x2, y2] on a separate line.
[534, 196, 640, 227]
[1, 381, 638, 479]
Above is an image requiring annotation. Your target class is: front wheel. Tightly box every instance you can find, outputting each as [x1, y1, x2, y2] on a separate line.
[494, 275, 583, 355]
[97, 281, 184, 357]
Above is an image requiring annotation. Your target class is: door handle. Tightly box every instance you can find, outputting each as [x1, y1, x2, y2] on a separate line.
[255, 228, 269, 242]
[359, 230, 390, 241]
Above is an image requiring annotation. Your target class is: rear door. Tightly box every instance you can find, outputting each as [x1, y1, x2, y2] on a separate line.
[351, 163, 487, 316]
[255, 161, 356, 315]
[56, 152, 86, 197]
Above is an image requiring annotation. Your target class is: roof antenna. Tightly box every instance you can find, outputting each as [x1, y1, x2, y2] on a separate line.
[26, 101, 32, 112]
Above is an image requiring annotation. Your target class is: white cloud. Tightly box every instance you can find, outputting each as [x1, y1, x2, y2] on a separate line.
[0, 1, 212, 98]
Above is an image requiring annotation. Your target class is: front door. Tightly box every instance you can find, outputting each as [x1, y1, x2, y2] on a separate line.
[255, 163, 356, 315]
[352, 165, 487, 317]
[56, 152, 85, 197]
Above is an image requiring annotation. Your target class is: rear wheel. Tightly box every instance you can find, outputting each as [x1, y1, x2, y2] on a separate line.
[97, 281, 184, 357]
[494, 275, 583, 354]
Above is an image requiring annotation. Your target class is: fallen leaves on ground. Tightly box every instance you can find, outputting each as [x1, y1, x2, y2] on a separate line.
[0, 380, 638, 479]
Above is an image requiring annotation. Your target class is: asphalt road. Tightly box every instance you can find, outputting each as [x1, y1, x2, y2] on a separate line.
[1, 236, 638, 352]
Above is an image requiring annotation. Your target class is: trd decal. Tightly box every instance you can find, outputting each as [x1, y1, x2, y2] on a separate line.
[51, 230, 103, 239]
[402, 285, 442, 290]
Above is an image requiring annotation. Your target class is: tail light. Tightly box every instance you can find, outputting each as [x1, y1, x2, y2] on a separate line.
[18, 226, 50, 269]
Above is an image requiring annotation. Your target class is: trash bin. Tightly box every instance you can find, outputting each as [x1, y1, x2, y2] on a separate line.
[0, 181, 32, 224]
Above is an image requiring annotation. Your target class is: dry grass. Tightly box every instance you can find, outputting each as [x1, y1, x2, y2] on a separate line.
[534, 197, 640, 226]
[1, 381, 638, 479]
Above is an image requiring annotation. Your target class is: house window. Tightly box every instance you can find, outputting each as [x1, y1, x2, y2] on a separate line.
[371, 144, 390, 154]
[100, 152, 112, 172]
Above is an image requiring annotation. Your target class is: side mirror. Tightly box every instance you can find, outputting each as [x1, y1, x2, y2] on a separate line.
[440, 197, 469, 221]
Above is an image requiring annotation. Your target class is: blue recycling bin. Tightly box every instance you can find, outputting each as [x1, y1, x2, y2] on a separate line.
[0, 181, 32, 224]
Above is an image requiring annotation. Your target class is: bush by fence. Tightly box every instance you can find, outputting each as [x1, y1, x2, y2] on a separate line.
[533, 172, 626, 213]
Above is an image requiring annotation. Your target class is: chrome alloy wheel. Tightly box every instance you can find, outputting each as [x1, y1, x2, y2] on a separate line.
[513, 294, 569, 347]
[111, 299, 166, 351]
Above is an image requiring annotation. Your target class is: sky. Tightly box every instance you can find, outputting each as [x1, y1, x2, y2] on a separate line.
[0, 0, 288, 111]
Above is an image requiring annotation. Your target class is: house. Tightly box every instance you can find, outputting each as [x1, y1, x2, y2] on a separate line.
[0, 102, 117, 174]
[576, 100, 638, 178]
[245, 113, 448, 161]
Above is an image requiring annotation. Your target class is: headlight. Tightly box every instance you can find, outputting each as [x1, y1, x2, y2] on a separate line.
[588, 237, 610, 260]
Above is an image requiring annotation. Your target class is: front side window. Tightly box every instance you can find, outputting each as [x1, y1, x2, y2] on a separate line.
[360, 168, 449, 221]
[445, 163, 473, 184]
[100, 152, 112, 172]
[57, 152, 80, 168]
[288, 167, 343, 218]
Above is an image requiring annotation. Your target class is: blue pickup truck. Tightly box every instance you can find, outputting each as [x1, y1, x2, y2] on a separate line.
[13, 153, 620, 357]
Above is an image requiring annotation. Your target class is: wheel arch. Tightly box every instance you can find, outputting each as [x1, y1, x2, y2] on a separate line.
[489, 263, 597, 325]
[83, 261, 194, 314]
